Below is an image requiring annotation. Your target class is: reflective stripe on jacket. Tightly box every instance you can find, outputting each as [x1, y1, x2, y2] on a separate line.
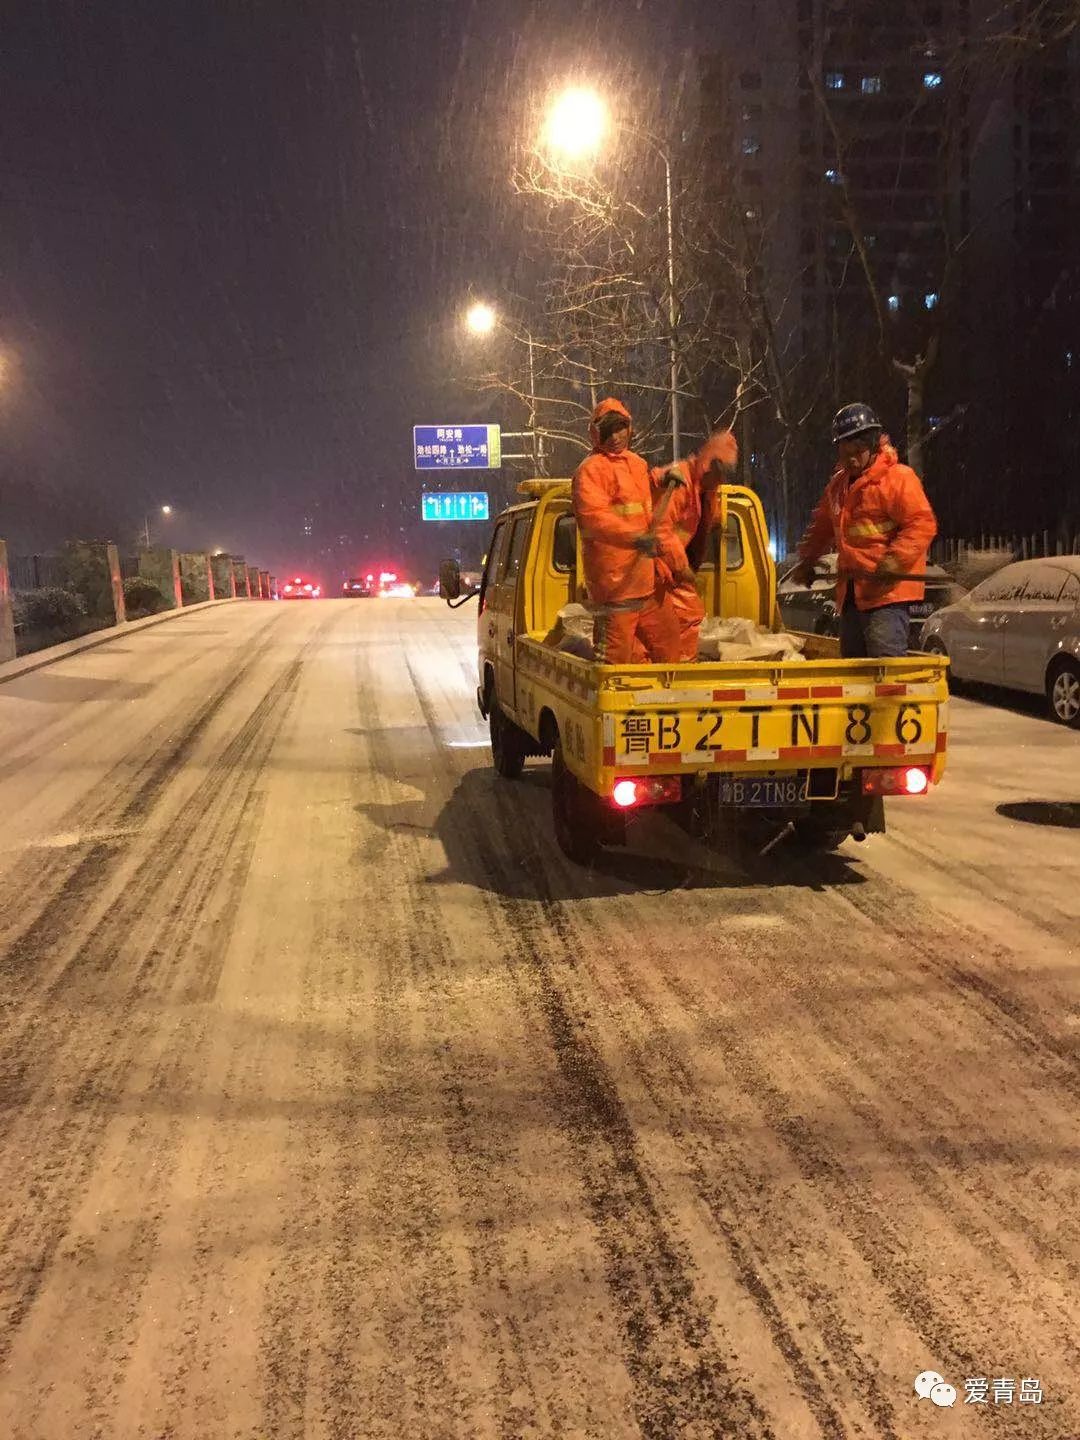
[573, 450, 680, 605]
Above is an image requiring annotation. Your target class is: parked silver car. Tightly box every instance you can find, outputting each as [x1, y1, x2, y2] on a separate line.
[921, 556, 1080, 727]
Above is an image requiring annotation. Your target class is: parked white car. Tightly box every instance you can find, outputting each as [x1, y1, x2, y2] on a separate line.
[921, 556, 1080, 727]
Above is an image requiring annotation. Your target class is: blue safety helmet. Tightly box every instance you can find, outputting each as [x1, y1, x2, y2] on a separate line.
[831, 402, 882, 446]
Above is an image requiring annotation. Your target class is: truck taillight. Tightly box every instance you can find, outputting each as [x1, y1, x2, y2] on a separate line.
[862, 766, 930, 796]
[611, 777, 682, 808]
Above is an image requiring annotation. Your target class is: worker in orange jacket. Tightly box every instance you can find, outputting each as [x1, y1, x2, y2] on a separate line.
[646, 429, 739, 662]
[571, 398, 683, 664]
[790, 403, 938, 658]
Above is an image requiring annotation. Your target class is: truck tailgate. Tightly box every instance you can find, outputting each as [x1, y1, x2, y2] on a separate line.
[594, 656, 948, 776]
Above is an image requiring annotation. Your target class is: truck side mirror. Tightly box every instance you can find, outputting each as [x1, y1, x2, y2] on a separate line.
[439, 559, 462, 601]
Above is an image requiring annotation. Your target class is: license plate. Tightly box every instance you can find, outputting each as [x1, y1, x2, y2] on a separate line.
[717, 773, 809, 807]
[909, 602, 933, 617]
[615, 699, 935, 761]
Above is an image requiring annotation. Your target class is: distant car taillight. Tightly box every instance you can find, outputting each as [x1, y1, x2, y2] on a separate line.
[284, 583, 293, 593]
[304, 583, 313, 592]
[611, 777, 682, 808]
[862, 766, 931, 796]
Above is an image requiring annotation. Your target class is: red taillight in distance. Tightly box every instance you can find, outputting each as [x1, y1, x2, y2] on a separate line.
[283, 583, 293, 593]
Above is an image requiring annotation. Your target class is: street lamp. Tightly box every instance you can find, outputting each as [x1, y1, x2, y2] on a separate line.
[542, 86, 682, 460]
[143, 504, 173, 549]
[463, 302, 547, 476]
[465, 301, 497, 337]
[543, 87, 608, 159]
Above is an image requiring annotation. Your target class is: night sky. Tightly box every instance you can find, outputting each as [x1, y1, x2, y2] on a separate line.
[1, 1, 705, 581]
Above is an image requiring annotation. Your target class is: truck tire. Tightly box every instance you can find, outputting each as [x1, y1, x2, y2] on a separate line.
[551, 740, 608, 865]
[1047, 658, 1080, 729]
[490, 701, 529, 779]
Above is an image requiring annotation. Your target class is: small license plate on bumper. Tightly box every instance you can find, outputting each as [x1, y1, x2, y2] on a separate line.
[717, 772, 809, 807]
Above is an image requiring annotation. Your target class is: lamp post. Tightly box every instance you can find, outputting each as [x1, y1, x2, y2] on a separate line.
[542, 87, 681, 461]
[143, 504, 173, 549]
[464, 302, 547, 476]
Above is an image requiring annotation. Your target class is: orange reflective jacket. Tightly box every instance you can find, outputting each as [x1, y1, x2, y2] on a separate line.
[572, 399, 680, 606]
[649, 432, 738, 573]
[797, 439, 938, 611]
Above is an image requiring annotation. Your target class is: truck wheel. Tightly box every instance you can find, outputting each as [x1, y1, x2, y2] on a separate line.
[1047, 658, 1080, 729]
[490, 701, 529, 779]
[551, 741, 607, 865]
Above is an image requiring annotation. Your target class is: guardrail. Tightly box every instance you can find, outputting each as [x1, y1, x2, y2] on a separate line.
[0, 541, 276, 663]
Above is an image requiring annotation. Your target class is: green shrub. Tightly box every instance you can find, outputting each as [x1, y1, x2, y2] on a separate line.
[19, 587, 87, 630]
[123, 576, 169, 616]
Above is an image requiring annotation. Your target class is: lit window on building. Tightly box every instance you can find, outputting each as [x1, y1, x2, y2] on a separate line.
[862, 76, 883, 94]
[924, 71, 943, 89]
[888, 295, 901, 313]
[924, 292, 940, 310]
[826, 72, 844, 90]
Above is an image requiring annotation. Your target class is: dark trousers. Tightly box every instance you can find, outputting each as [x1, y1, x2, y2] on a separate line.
[840, 595, 910, 658]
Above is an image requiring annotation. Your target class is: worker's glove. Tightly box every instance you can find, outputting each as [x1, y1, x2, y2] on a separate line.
[632, 534, 660, 558]
[662, 466, 688, 489]
[874, 555, 902, 580]
[675, 568, 696, 587]
[787, 561, 817, 589]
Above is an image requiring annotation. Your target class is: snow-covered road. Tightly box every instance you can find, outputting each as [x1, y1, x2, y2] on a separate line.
[0, 598, 1076, 1438]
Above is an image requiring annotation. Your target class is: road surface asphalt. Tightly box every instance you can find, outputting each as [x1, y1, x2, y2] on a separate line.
[0, 598, 1077, 1439]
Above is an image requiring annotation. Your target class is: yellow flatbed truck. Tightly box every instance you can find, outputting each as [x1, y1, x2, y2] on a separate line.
[441, 479, 948, 865]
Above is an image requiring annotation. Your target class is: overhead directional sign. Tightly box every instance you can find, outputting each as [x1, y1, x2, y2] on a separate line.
[413, 424, 501, 471]
[423, 492, 489, 527]
[421, 492, 490, 523]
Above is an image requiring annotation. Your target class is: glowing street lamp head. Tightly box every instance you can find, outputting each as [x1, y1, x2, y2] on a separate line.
[544, 87, 608, 159]
[161, 504, 173, 516]
[465, 301, 497, 337]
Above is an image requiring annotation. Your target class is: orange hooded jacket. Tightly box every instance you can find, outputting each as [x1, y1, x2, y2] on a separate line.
[649, 430, 739, 572]
[572, 398, 681, 606]
[797, 438, 938, 611]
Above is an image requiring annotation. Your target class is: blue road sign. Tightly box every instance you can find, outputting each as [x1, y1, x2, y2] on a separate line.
[421, 492, 490, 523]
[413, 424, 501, 470]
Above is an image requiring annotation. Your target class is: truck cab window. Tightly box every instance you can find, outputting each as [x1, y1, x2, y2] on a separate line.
[700, 514, 745, 570]
[552, 515, 576, 573]
[479, 521, 509, 608]
[501, 515, 531, 583]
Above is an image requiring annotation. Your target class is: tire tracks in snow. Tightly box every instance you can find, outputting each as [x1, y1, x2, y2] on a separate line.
[388, 640, 779, 1440]
[0, 611, 333, 1380]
